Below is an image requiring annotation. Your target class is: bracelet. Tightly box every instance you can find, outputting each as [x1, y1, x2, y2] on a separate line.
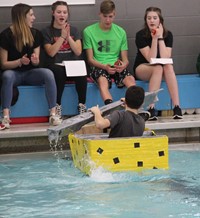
[61, 36, 66, 40]
[158, 38, 164, 41]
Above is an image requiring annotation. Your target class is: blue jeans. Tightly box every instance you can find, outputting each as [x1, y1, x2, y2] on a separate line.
[1, 68, 57, 110]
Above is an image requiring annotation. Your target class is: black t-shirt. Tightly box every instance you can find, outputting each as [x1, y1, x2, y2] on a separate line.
[0, 27, 42, 71]
[42, 25, 81, 65]
[133, 29, 173, 72]
[106, 110, 145, 138]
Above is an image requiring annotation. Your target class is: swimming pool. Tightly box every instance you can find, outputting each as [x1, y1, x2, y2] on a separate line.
[0, 149, 199, 218]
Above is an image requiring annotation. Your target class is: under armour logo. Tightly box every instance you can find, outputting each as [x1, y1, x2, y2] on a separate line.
[98, 40, 111, 52]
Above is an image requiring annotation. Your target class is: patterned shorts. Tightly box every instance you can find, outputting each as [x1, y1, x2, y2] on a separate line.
[90, 67, 132, 89]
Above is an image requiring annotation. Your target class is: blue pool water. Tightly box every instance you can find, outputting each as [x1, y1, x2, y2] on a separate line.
[0, 150, 200, 218]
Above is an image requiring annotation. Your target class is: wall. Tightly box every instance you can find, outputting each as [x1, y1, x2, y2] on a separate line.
[0, 0, 199, 74]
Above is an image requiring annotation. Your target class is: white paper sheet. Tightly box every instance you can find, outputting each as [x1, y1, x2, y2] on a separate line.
[150, 58, 173, 65]
[63, 60, 87, 77]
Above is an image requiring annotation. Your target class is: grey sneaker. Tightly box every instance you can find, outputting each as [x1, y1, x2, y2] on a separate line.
[56, 104, 62, 117]
[78, 103, 87, 114]
[2, 116, 11, 129]
[49, 114, 62, 126]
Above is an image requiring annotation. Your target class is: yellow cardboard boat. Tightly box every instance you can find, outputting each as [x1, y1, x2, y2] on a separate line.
[68, 131, 169, 175]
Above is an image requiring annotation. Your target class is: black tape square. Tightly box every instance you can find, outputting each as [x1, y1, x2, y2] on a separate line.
[113, 157, 120, 164]
[97, 147, 104, 154]
[137, 161, 143, 167]
[158, 151, 165, 156]
[134, 142, 140, 148]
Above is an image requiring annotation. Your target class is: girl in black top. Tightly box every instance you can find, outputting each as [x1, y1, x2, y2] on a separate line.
[0, 3, 61, 129]
[133, 7, 182, 120]
[42, 1, 87, 116]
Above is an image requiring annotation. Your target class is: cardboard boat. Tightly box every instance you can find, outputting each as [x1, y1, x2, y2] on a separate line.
[68, 131, 169, 175]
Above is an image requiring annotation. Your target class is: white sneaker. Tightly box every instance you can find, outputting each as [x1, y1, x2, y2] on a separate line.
[49, 114, 62, 126]
[2, 116, 11, 129]
[78, 103, 87, 114]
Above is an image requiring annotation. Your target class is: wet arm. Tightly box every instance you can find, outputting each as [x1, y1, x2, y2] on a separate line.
[90, 106, 110, 129]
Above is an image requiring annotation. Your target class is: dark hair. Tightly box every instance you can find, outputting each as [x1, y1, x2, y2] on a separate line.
[143, 6, 168, 38]
[125, 86, 145, 109]
[100, 0, 115, 14]
[51, 1, 69, 26]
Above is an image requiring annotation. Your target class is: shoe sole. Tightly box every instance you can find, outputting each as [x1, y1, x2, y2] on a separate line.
[148, 116, 158, 121]
[49, 121, 62, 126]
[49, 119, 63, 126]
[173, 115, 183, 119]
[138, 111, 151, 121]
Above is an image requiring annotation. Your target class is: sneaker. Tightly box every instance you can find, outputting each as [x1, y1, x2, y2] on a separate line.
[173, 105, 183, 119]
[148, 107, 158, 121]
[0, 124, 6, 130]
[78, 103, 87, 114]
[2, 116, 11, 129]
[49, 114, 62, 126]
[138, 111, 151, 121]
[56, 104, 62, 117]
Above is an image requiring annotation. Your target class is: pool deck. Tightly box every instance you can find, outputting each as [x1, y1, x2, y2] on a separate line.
[0, 113, 200, 154]
[1, 113, 200, 138]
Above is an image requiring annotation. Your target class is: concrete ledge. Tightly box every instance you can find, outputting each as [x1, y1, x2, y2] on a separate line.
[1, 114, 200, 154]
[146, 114, 200, 130]
[0, 123, 49, 139]
[1, 114, 200, 139]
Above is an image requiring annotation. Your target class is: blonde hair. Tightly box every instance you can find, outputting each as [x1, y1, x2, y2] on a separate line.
[11, 3, 34, 52]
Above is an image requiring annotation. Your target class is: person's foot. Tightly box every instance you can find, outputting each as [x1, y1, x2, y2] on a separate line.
[148, 107, 158, 121]
[2, 116, 11, 129]
[173, 105, 183, 119]
[138, 111, 151, 121]
[49, 114, 62, 126]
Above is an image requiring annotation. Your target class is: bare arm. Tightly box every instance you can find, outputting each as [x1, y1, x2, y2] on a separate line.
[139, 39, 158, 63]
[156, 24, 171, 58]
[0, 45, 41, 70]
[30, 46, 40, 66]
[90, 106, 110, 129]
[0, 47, 22, 70]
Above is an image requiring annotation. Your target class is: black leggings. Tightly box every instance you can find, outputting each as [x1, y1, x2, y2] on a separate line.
[48, 64, 87, 105]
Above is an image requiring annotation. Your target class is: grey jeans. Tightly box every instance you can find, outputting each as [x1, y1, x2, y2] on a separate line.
[1, 68, 57, 110]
